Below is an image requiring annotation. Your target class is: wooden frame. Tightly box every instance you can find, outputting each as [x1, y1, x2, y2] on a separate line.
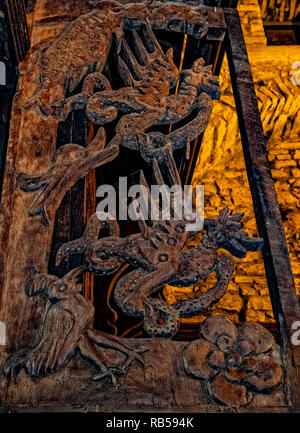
[224, 7, 300, 405]
[3, 0, 30, 64]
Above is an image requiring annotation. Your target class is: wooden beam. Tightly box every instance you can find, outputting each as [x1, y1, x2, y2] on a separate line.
[206, 6, 226, 41]
[4, 0, 30, 64]
[224, 8, 300, 367]
[0, 1, 18, 196]
[0, 85, 15, 196]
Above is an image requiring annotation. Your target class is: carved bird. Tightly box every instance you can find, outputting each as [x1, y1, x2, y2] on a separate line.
[4, 266, 147, 386]
[17, 127, 119, 226]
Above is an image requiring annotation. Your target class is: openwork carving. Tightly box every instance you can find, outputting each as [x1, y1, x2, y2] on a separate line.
[18, 5, 218, 225]
[55, 158, 263, 338]
[4, 202, 263, 384]
[22, 0, 209, 118]
[182, 316, 283, 407]
[3, 0, 225, 385]
[1, 0, 283, 410]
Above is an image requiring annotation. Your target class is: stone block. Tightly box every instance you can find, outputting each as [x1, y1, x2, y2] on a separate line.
[259, 288, 270, 296]
[247, 295, 273, 311]
[274, 159, 297, 169]
[294, 150, 300, 159]
[253, 276, 268, 285]
[292, 168, 300, 178]
[234, 275, 255, 284]
[275, 142, 300, 151]
[268, 154, 275, 162]
[218, 293, 243, 312]
[277, 192, 298, 207]
[271, 169, 289, 179]
[237, 263, 265, 275]
[239, 284, 258, 297]
[246, 309, 266, 322]
[276, 154, 291, 160]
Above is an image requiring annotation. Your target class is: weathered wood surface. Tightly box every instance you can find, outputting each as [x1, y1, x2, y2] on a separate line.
[0, 1, 18, 196]
[3, 0, 30, 64]
[0, 337, 288, 412]
[0, 0, 219, 352]
[0, 339, 205, 409]
[0, 0, 298, 412]
[0, 2, 224, 409]
[0, 79, 16, 199]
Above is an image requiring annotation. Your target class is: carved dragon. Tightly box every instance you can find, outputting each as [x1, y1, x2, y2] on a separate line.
[22, 0, 209, 117]
[61, 21, 220, 161]
[4, 176, 263, 384]
[4, 144, 264, 386]
[5, 1, 265, 393]
[18, 2, 219, 225]
[55, 160, 264, 338]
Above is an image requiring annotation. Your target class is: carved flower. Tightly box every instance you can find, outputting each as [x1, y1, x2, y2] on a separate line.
[182, 316, 282, 407]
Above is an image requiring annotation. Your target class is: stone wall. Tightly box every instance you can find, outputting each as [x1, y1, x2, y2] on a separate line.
[164, 0, 300, 324]
[259, 0, 300, 22]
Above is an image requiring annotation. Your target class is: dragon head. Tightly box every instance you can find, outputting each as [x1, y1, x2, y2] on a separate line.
[203, 207, 264, 258]
[143, 43, 179, 89]
[181, 57, 220, 100]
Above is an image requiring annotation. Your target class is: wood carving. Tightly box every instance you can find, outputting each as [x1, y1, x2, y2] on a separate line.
[55, 178, 263, 338]
[59, 20, 220, 160]
[182, 316, 283, 407]
[21, 0, 209, 118]
[18, 12, 219, 226]
[3, 0, 224, 387]
[73, 25, 220, 161]
[3, 198, 264, 384]
[1, 0, 288, 411]
[18, 22, 220, 224]
[4, 266, 147, 386]
[17, 127, 118, 225]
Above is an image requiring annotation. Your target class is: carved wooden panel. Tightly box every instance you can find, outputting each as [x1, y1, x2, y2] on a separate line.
[0, 0, 297, 412]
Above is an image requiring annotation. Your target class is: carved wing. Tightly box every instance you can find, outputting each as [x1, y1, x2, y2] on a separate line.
[4, 267, 94, 377]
